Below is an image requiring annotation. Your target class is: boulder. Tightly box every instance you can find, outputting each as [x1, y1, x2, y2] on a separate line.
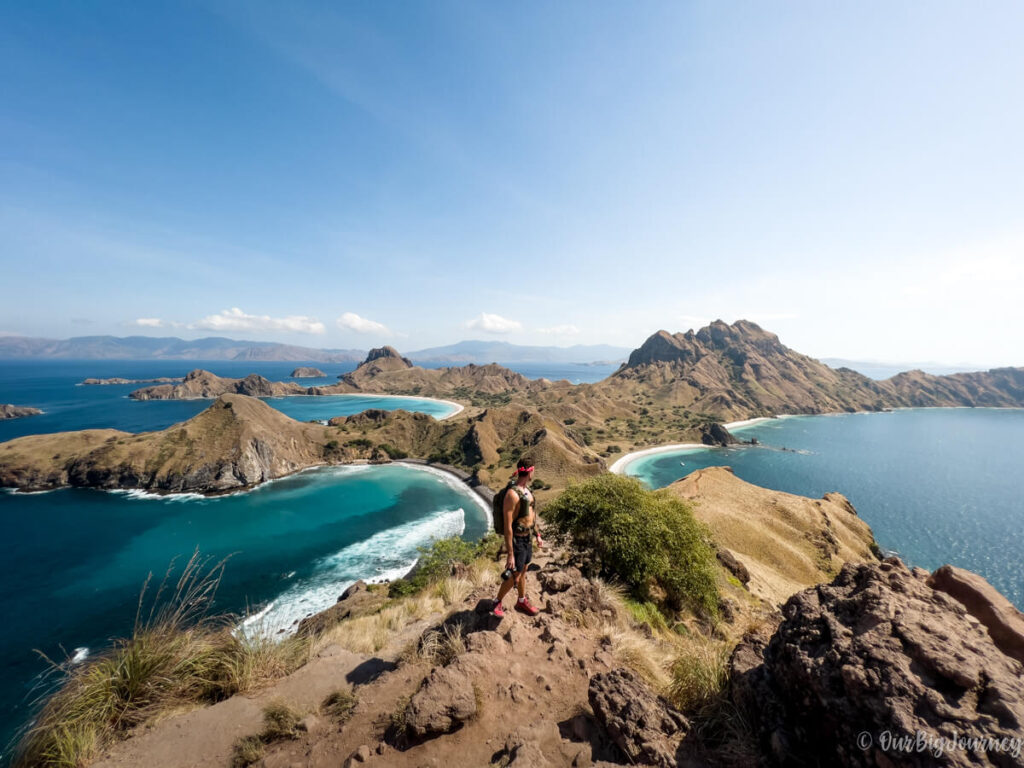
[731, 558, 1024, 767]
[406, 666, 477, 737]
[588, 668, 689, 767]
[538, 567, 582, 594]
[699, 422, 738, 446]
[928, 564, 1024, 664]
[715, 548, 750, 585]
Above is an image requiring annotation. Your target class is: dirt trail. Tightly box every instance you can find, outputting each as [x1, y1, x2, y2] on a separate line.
[94, 544, 631, 768]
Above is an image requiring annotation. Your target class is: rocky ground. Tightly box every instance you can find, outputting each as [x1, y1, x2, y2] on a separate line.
[86, 544, 1024, 768]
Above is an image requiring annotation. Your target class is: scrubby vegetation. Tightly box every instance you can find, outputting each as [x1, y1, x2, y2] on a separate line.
[230, 700, 305, 767]
[388, 533, 500, 597]
[544, 474, 719, 618]
[14, 553, 310, 768]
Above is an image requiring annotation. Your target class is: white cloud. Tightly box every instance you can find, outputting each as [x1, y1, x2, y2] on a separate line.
[536, 324, 581, 336]
[133, 318, 164, 328]
[465, 313, 522, 334]
[336, 312, 393, 335]
[190, 307, 326, 334]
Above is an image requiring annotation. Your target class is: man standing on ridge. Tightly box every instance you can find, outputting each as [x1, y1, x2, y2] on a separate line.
[492, 458, 544, 617]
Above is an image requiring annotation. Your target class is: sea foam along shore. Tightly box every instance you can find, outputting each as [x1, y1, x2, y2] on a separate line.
[608, 415, 783, 475]
[236, 460, 491, 638]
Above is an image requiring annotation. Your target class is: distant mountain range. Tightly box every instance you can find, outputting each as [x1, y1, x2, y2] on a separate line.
[0, 335, 365, 362]
[820, 358, 984, 380]
[405, 340, 630, 365]
[0, 335, 631, 365]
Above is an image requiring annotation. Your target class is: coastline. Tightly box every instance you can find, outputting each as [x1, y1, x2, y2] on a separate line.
[227, 393, 468, 423]
[610, 414, 791, 475]
[610, 406, 1024, 477]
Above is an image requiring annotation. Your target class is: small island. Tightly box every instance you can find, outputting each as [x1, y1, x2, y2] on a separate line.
[80, 376, 183, 386]
[0, 404, 43, 420]
[290, 366, 326, 378]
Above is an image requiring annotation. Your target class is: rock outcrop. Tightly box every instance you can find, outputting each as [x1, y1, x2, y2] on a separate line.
[0, 404, 43, 420]
[405, 664, 478, 737]
[699, 421, 738, 446]
[731, 558, 1024, 767]
[290, 367, 326, 378]
[296, 581, 386, 638]
[928, 564, 1024, 665]
[588, 668, 690, 767]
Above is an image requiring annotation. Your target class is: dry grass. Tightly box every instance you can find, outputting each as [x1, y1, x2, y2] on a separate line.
[230, 735, 264, 768]
[314, 562, 498, 657]
[667, 637, 731, 712]
[13, 553, 313, 768]
[417, 622, 466, 666]
[321, 689, 356, 723]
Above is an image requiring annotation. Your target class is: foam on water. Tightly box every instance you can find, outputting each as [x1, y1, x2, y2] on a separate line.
[240, 506, 467, 638]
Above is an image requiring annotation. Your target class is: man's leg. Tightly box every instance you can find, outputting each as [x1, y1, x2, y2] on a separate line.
[495, 573, 516, 603]
[515, 569, 526, 599]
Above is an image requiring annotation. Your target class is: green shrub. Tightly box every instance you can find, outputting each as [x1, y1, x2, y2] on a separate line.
[378, 443, 408, 459]
[387, 534, 497, 598]
[625, 599, 669, 632]
[544, 474, 718, 617]
[346, 438, 373, 449]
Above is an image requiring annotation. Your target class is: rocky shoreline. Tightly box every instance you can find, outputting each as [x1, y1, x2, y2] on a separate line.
[0, 404, 42, 420]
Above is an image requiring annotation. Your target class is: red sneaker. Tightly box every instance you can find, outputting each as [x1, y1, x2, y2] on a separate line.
[515, 597, 539, 616]
[492, 600, 505, 618]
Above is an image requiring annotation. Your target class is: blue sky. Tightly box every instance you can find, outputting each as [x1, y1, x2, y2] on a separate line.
[2, 2, 1023, 364]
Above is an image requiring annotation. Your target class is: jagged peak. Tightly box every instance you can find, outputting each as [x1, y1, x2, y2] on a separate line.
[362, 346, 413, 368]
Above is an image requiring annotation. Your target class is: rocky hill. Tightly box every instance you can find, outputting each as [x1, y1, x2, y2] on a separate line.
[130, 370, 308, 400]
[332, 347, 547, 400]
[599, 322, 891, 418]
[0, 394, 604, 495]
[599, 321, 1024, 419]
[0, 395, 332, 492]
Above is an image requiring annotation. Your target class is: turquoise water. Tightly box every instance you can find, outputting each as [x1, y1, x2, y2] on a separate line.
[625, 409, 1024, 609]
[0, 463, 489, 757]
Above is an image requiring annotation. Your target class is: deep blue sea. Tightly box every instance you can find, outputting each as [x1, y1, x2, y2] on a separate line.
[0, 360, 501, 758]
[624, 409, 1024, 610]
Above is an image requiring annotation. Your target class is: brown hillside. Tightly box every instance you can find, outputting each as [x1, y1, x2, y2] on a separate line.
[667, 466, 879, 605]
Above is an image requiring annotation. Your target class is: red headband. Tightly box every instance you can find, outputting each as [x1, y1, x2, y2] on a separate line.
[517, 466, 534, 474]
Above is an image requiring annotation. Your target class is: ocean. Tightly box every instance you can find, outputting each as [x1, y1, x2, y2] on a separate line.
[623, 409, 1024, 610]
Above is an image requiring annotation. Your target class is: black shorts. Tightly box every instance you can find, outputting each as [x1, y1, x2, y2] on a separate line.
[513, 535, 533, 573]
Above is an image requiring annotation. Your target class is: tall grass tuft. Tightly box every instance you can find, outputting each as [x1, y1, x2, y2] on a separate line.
[14, 551, 311, 768]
